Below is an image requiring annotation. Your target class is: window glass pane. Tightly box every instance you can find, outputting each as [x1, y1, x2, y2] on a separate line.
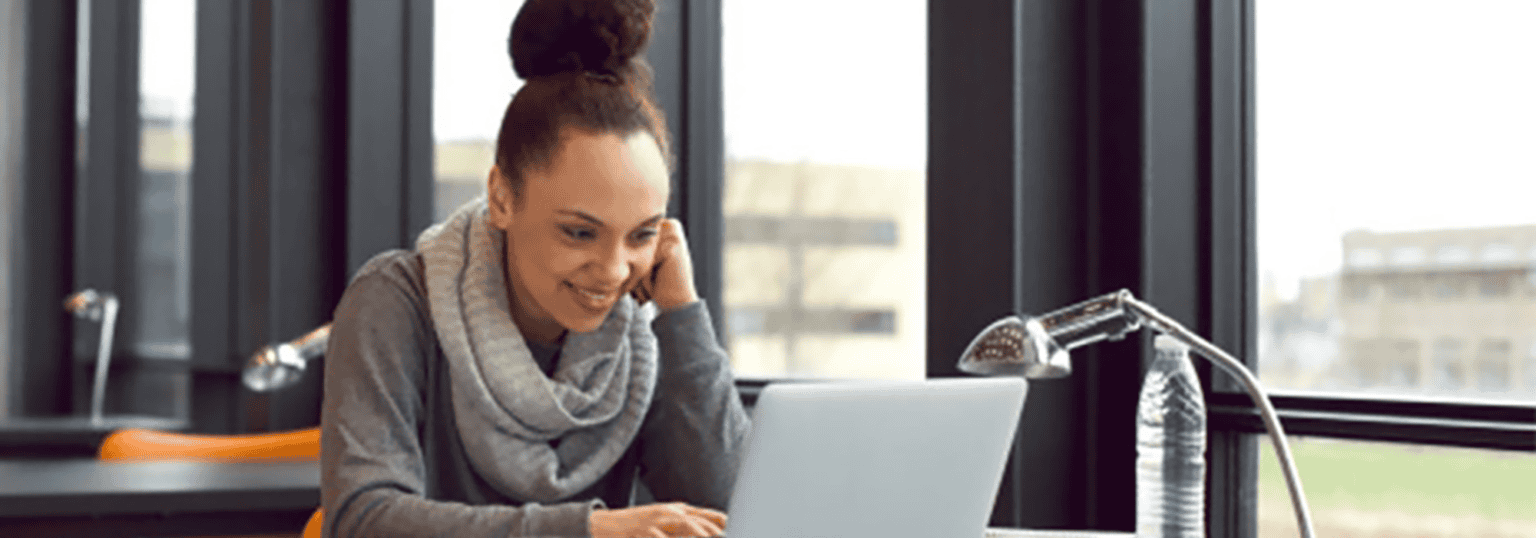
[1258, 436, 1536, 537]
[434, 0, 524, 220]
[131, 0, 196, 418]
[1257, 1, 1536, 402]
[722, 0, 926, 380]
[136, 0, 195, 363]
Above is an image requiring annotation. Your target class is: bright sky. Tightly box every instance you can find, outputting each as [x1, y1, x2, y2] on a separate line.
[140, 0, 928, 165]
[721, 0, 926, 170]
[139, 0, 196, 118]
[1256, 0, 1536, 298]
[434, 0, 524, 142]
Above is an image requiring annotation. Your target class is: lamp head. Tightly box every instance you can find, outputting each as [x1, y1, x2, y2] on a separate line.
[958, 315, 1072, 379]
[242, 343, 307, 392]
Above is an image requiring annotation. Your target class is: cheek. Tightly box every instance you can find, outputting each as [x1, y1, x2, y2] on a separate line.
[508, 230, 581, 284]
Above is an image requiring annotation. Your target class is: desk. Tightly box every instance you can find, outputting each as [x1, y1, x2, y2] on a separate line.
[0, 459, 318, 536]
[0, 415, 189, 457]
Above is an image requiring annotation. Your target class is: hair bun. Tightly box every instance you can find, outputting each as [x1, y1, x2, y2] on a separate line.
[509, 0, 655, 81]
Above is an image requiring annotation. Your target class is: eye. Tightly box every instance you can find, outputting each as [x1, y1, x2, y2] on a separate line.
[561, 226, 597, 241]
[631, 227, 659, 243]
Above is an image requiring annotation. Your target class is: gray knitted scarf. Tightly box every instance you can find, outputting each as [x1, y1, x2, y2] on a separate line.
[416, 198, 657, 503]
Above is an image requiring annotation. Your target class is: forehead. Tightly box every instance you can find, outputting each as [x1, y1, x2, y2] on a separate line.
[524, 129, 670, 219]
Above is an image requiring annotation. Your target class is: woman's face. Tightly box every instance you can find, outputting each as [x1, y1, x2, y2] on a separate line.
[487, 129, 670, 344]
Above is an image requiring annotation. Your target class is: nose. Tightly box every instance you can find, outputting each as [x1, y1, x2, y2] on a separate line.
[591, 241, 635, 290]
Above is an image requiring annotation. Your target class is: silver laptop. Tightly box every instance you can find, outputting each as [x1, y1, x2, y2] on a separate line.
[726, 377, 1027, 538]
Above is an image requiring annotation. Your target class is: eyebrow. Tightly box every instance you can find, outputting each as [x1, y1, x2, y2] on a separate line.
[557, 209, 666, 229]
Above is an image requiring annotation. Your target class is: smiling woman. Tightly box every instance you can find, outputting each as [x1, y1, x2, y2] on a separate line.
[320, 1, 749, 537]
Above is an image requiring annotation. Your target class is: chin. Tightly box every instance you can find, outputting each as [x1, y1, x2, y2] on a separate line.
[558, 309, 611, 334]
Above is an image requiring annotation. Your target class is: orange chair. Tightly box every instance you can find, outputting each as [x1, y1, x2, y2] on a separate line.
[98, 427, 325, 536]
[98, 427, 321, 461]
[303, 506, 324, 538]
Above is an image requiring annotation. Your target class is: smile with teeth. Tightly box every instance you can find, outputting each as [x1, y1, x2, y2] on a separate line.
[567, 282, 614, 311]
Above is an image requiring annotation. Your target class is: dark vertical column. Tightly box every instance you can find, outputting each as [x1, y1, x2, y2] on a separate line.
[16, 0, 78, 417]
[0, 0, 22, 418]
[1144, 0, 1211, 533]
[264, 0, 347, 432]
[189, 0, 242, 433]
[930, 0, 1027, 528]
[193, 0, 355, 434]
[237, 0, 277, 432]
[1012, 0, 1099, 530]
[73, 0, 141, 412]
[679, 0, 725, 342]
[1080, 0, 1145, 530]
[404, 0, 434, 241]
[347, 0, 433, 277]
[1142, 0, 1259, 536]
[1206, 0, 1260, 536]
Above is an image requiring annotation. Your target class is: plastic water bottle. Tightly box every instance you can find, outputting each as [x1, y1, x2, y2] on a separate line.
[1136, 335, 1206, 538]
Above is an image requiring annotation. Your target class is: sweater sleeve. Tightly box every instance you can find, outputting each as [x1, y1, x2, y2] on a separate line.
[636, 301, 752, 510]
[320, 255, 599, 538]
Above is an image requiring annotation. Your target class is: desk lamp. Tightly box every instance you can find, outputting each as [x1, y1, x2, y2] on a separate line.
[242, 324, 331, 392]
[959, 289, 1316, 538]
[65, 289, 119, 427]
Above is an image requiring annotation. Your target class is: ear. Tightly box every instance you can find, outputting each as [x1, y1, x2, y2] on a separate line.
[486, 165, 514, 230]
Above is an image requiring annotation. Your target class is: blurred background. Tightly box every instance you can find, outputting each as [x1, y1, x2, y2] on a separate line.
[2, 0, 1532, 536]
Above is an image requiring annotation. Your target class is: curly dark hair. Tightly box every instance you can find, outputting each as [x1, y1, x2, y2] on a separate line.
[495, 0, 672, 204]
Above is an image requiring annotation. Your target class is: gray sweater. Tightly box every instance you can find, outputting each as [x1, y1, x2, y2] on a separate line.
[321, 250, 750, 537]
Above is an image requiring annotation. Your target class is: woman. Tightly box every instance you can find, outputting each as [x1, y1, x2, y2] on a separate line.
[319, 1, 749, 536]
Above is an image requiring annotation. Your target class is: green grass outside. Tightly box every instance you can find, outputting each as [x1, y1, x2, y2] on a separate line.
[1256, 436, 1536, 522]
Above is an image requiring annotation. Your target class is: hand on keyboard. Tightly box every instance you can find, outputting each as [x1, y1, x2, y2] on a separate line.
[589, 502, 727, 538]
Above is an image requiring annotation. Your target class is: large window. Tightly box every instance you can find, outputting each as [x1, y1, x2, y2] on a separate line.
[1256, 0, 1536, 402]
[134, 0, 195, 365]
[721, 0, 926, 380]
[1255, 1, 1536, 535]
[433, 0, 523, 221]
[72, 0, 197, 420]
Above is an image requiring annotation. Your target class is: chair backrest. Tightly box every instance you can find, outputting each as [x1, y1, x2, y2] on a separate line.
[97, 427, 320, 461]
[303, 507, 324, 538]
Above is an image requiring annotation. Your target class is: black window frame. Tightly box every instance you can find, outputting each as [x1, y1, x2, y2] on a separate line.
[7, 0, 405, 435]
[929, 0, 1536, 535]
[9, 0, 1530, 535]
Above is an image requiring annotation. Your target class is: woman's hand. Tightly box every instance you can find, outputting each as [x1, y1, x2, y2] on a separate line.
[589, 502, 727, 538]
[632, 218, 699, 311]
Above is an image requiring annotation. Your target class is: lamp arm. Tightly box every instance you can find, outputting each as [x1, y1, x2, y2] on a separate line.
[1121, 295, 1317, 538]
[90, 295, 119, 427]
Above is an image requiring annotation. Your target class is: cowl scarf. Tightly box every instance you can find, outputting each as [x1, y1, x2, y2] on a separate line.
[416, 197, 657, 503]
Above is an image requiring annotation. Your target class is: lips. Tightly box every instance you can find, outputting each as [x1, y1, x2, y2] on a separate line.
[565, 281, 616, 314]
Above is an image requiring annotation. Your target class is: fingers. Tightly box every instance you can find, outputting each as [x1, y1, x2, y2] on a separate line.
[654, 503, 719, 538]
[678, 504, 727, 530]
[591, 503, 727, 538]
[629, 277, 652, 304]
[662, 218, 689, 250]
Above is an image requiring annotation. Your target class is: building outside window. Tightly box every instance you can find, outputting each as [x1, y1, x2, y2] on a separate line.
[1257, 0, 1536, 535]
[721, 0, 925, 380]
